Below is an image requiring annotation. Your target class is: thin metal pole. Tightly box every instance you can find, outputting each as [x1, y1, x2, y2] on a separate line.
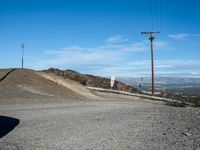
[21, 43, 24, 69]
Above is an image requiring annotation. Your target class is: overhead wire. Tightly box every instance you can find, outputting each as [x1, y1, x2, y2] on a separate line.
[159, 0, 162, 32]
[129, 0, 162, 32]
[155, 0, 159, 31]
[129, 0, 147, 39]
[129, 0, 141, 33]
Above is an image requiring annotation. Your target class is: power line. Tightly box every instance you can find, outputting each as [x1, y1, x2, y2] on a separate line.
[149, 0, 154, 30]
[129, 0, 142, 33]
[155, 0, 159, 30]
[129, 0, 162, 32]
[159, 0, 162, 31]
[147, 0, 162, 31]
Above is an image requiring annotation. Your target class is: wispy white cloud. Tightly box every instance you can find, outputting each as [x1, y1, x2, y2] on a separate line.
[82, 59, 200, 77]
[25, 35, 200, 77]
[105, 35, 129, 43]
[191, 72, 200, 75]
[39, 39, 167, 69]
[121, 42, 148, 52]
[168, 33, 189, 40]
[88, 59, 200, 77]
[168, 33, 200, 40]
[155, 41, 167, 48]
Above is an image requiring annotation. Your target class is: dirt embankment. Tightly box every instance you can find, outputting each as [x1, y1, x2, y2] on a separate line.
[0, 69, 101, 105]
[44, 68, 138, 93]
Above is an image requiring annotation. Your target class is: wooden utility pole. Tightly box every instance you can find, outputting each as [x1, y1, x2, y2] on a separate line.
[21, 43, 25, 69]
[141, 31, 160, 96]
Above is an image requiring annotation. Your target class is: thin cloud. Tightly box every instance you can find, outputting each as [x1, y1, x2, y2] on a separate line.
[168, 33, 189, 40]
[121, 42, 148, 52]
[105, 35, 129, 43]
[155, 41, 167, 48]
[168, 33, 200, 40]
[25, 35, 190, 77]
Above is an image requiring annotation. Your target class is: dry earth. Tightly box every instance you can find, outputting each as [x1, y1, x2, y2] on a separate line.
[0, 69, 101, 105]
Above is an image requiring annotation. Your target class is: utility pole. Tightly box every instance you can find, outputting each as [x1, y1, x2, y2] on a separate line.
[21, 43, 25, 69]
[141, 31, 160, 96]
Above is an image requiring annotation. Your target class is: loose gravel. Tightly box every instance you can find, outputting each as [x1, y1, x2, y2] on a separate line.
[0, 100, 200, 150]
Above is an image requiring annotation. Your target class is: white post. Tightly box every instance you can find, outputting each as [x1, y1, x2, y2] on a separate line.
[110, 75, 115, 89]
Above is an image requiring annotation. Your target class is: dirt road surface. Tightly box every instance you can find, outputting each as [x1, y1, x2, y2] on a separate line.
[0, 99, 200, 150]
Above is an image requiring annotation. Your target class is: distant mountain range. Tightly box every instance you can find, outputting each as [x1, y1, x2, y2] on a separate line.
[117, 76, 200, 96]
[117, 77, 200, 85]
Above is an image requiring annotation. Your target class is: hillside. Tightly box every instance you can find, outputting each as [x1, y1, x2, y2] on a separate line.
[43, 68, 138, 93]
[1, 68, 198, 106]
[0, 69, 101, 104]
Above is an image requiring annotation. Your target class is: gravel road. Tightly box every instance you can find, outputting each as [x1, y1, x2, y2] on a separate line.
[0, 99, 200, 150]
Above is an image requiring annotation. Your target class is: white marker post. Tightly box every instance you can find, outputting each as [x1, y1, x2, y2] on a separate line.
[110, 75, 115, 89]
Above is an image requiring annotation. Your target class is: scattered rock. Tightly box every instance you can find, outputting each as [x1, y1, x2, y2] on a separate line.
[182, 132, 191, 137]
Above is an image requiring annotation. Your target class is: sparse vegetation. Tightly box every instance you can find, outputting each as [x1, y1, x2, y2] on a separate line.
[44, 68, 138, 93]
[44, 68, 200, 106]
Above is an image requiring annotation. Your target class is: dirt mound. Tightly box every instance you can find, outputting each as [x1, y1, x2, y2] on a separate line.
[37, 71, 101, 100]
[44, 68, 138, 93]
[0, 69, 100, 104]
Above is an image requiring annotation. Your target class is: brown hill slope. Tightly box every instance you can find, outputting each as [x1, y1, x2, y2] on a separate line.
[0, 69, 100, 104]
[44, 68, 138, 93]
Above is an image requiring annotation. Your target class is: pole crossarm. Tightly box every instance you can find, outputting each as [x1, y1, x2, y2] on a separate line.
[141, 31, 160, 34]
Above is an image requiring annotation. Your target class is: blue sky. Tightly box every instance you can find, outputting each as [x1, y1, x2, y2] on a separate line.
[0, 0, 200, 77]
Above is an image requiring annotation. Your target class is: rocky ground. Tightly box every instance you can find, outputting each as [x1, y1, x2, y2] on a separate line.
[0, 98, 200, 150]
